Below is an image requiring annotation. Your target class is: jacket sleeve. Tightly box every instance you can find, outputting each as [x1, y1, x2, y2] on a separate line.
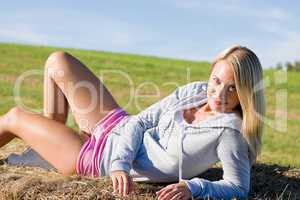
[184, 128, 251, 200]
[110, 81, 207, 173]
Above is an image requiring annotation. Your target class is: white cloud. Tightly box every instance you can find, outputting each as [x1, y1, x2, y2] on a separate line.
[172, 0, 241, 14]
[170, 0, 299, 67]
[145, 45, 209, 62]
[172, 0, 292, 21]
[261, 7, 291, 21]
[259, 31, 300, 67]
[0, 25, 48, 45]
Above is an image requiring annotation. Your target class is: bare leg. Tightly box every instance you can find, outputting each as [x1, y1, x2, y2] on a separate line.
[43, 60, 69, 124]
[43, 55, 82, 141]
[0, 107, 83, 175]
[0, 64, 69, 146]
[43, 51, 120, 134]
[0, 51, 121, 174]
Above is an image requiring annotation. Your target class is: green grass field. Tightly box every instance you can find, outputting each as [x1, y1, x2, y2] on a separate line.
[0, 42, 299, 169]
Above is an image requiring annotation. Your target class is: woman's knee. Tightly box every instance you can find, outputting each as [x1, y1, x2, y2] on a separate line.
[46, 51, 69, 66]
[45, 51, 75, 79]
[3, 106, 24, 131]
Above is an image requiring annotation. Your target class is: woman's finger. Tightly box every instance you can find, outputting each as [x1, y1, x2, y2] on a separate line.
[156, 187, 169, 198]
[116, 175, 123, 195]
[160, 189, 179, 200]
[156, 183, 175, 195]
[157, 187, 174, 200]
[111, 176, 118, 193]
[122, 174, 129, 196]
[170, 192, 183, 200]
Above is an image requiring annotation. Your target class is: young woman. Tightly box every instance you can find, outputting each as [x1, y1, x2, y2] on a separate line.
[0, 45, 265, 199]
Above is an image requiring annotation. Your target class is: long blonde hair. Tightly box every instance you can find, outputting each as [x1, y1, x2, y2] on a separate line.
[212, 45, 266, 166]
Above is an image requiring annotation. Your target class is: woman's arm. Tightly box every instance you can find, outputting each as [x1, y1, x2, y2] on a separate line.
[109, 81, 207, 197]
[184, 128, 251, 199]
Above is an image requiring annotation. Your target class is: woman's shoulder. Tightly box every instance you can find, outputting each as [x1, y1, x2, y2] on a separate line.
[218, 125, 248, 153]
[217, 126, 251, 169]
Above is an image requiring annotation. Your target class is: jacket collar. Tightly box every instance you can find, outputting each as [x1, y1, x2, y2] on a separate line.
[173, 90, 242, 132]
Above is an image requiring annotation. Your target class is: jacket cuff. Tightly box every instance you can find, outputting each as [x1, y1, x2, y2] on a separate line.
[110, 160, 131, 174]
[185, 178, 204, 198]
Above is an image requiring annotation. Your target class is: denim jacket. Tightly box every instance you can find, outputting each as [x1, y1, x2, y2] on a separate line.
[100, 81, 251, 199]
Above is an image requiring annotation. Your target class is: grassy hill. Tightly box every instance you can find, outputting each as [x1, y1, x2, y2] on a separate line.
[0, 43, 299, 199]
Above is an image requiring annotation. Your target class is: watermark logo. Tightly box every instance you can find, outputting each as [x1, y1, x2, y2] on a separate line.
[8, 60, 287, 133]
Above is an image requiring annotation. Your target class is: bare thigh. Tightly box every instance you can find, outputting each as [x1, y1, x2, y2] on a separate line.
[45, 51, 120, 134]
[2, 107, 84, 175]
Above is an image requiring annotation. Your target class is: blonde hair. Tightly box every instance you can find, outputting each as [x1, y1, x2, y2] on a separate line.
[212, 45, 266, 166]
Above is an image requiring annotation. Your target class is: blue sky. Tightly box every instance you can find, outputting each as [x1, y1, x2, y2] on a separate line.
[1, 0, 299, 68]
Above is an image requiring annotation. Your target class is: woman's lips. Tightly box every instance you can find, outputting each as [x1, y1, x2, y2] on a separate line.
[213, 99, 227, 106]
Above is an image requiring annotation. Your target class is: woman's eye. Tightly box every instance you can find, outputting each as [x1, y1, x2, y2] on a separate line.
[212, 77, 219, 83]
[228, 86, 236, 92]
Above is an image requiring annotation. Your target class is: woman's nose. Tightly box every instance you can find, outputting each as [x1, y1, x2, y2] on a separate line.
[215, 84, 227, 100]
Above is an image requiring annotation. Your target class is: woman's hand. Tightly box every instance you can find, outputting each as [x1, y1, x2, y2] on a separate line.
[156, 181, 192, 200]
[110, 170, 134, 197]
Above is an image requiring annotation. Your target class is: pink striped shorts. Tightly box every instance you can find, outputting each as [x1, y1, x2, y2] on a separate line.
[76, 107, 129, 177]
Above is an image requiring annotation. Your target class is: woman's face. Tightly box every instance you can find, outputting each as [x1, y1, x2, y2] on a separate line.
[207, 60, 240, 113]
